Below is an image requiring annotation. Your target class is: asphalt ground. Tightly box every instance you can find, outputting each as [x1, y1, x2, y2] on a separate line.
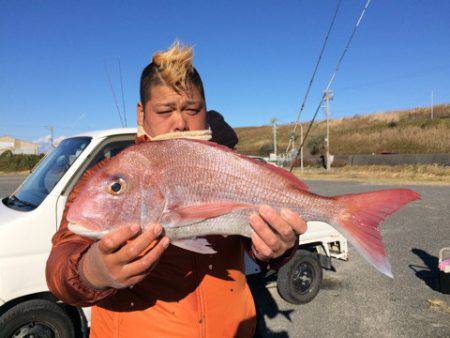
[0, 175, 26, 196]
[1, 175, 449, 337]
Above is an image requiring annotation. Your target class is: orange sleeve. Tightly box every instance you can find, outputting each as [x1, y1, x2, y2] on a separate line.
[45, 161, 117, 307]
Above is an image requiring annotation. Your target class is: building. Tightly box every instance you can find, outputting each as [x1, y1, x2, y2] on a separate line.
[0, 136, 38, 155]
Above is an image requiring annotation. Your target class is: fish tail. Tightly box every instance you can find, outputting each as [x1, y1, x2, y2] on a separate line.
[331, 189, 420, 278]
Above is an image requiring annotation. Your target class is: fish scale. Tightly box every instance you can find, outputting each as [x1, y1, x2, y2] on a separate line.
[67, 138, 420, 277]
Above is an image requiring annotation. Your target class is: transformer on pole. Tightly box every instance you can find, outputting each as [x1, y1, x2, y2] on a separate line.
[431, 90, 435, 120]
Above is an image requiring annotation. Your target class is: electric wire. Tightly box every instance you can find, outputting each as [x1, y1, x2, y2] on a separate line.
[285, 0, 342, 155]
[104, 60, 125, 127]
[289, 0, 372, 173]
[118, 58, 128, 127]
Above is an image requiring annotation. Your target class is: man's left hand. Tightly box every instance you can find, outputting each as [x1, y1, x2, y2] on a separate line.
[249, 205, 307, 261]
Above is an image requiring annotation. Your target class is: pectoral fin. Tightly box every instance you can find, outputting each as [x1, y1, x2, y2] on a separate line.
[161, 202, 253, 228]
[171, 238, 217, 254]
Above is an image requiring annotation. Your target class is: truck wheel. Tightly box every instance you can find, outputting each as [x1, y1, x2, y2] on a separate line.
[277, 249, 323, 304]
[0, 299, 75, 338]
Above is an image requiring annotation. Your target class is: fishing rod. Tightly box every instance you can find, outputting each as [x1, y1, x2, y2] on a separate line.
[285, 0, 342, 155]
[289, 0, 372, 173]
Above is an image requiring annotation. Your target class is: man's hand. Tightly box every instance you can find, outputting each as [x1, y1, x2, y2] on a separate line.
[249, 205, 307, 262]
[79, 224, 170, 290]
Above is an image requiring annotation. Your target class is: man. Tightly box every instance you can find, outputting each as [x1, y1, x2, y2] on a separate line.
[46, 42, 307, 337]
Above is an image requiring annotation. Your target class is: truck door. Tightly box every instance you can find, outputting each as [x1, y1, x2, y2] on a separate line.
[56, 136, 135, 227]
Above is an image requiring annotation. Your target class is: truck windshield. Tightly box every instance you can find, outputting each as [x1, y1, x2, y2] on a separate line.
[6, 137, 91, 211]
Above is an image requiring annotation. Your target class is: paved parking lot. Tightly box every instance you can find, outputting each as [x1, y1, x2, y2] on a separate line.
[251, 180, 450, 337]
[1, 175, 449, 337]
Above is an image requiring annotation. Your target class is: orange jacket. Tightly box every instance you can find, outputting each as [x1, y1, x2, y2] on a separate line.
[46, 134, 297, 338]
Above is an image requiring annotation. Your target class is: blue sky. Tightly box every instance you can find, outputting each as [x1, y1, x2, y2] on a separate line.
[1, 0, 449, 143]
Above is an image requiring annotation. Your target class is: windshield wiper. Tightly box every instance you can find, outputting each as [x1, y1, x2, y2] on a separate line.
[9, 194, 38, 208]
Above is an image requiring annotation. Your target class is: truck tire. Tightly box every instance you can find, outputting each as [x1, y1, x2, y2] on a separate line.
[277, 249, 323, 304]
[0, 299, 75, 338]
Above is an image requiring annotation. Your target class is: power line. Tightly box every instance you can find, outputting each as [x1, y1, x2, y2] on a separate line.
[289, 0, 372, 173]
[71, 112, 86, 129]
[104, 60, 125, 127]
[118, 58, 128, 127]
[285, 0, 342, 155]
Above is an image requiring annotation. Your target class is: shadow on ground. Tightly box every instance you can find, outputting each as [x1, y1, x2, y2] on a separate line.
[247, 274, 294, 338]
[409, 248, 440, 292]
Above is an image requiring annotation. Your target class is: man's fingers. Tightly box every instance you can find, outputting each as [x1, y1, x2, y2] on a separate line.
[251, 231, 273, 259]
[259, 205, 296, 242]
[98, 224, 141, 254]
[123, 237, 170, 278]
[115, 224, 163, 264]
[125, 274, 148, 287]
[280, 208, 308, 235]
[249, 212, 282, 253]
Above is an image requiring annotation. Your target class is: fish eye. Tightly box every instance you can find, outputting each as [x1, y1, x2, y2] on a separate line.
[107, 178, 126, 195]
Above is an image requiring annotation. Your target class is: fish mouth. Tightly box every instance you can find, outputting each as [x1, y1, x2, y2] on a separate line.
[68, 223, 110, 239]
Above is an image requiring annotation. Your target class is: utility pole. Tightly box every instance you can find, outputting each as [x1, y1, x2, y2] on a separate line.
[431, 90, 434, 120]
[323, 90, 334, 171]
[45, 125, 55, 149]
[300, 123, 304, 171]
[271, 117, 278, 158]
[289, 125, 303, 170]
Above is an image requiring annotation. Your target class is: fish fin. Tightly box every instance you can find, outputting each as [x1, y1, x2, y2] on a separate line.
[162, 202, 254, 227]
[171, 238, 217, 254]
[257, 162, 309, 191]
[68, 223, 110, 239]
[174, 202, 253, 220]
[183, 138, 309, 191]
[333, 189, 420, 278]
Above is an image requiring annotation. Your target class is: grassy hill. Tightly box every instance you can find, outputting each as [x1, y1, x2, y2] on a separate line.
[235, 104, 450, 156]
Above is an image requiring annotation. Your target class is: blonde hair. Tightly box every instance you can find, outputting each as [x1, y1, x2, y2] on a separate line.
[152, 40, 194, 93]
[139, 40, 204, 104]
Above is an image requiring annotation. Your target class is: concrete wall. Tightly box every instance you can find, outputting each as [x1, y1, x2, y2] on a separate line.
[335, 153, 450, 166]
[302, 153, 450, 167]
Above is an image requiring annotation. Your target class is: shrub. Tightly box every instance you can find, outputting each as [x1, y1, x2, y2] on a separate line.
[258, 143, 274, 157]
[307, 136, 323, 156]
[0, 153, 44, 172]
[0, 150, 13, 159]
[387, 120, 398, 128]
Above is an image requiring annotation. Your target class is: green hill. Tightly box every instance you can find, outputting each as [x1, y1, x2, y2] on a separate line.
[235, 104, 450, 156]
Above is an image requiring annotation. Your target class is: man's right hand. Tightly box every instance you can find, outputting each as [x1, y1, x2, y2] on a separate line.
[79, 224, 170, 290]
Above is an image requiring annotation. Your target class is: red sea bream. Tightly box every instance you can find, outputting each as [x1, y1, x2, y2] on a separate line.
[67, 139, 420, 277]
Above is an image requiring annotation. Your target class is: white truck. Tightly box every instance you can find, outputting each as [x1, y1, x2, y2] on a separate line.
[0, 128, 348, 337]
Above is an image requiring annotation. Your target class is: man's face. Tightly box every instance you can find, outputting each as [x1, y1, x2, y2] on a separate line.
[137, 84, 206, 138]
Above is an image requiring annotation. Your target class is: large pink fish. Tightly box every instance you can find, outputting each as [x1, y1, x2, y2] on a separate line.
[67, 139, 420, 277]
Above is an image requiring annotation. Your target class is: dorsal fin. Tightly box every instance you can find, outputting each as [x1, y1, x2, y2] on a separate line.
[164, 138, 309, 191]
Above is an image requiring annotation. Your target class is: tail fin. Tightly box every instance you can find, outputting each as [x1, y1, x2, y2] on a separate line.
[333, 189, 420, 278]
